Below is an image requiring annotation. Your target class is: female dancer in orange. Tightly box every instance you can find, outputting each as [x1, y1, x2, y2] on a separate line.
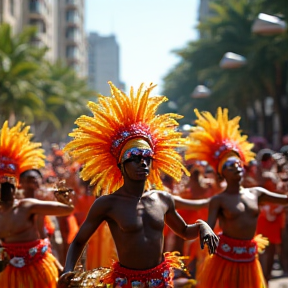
[185, 108, 288, 288]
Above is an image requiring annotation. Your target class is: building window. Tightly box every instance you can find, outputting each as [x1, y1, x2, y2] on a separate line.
[66, 46, 78, 58]
[29, 0, 42, 14]
[66, 10, 78, 22]
[66, 27, 78, 40]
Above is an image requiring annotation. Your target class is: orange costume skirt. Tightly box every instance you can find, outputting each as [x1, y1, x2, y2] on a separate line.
[196, 234, 267, 288]
[257, 205, 285, 244]
[70, 252, 192, 288]
[0, 239, 58, 288]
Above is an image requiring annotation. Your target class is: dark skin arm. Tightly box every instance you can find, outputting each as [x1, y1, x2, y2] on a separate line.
[255, 187, 288, 205]
[20, 198, 74, 216]
[173, 195, 210, 210]
[58, 197, 109, 287]
[164, 192, 218, 252]
[63, 198, 107, 272]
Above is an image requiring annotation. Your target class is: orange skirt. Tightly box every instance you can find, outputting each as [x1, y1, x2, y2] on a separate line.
[196, 235, 267, 288]
[103, 252, 188, 288]
[69, 252, 194, 288]
[0, 239, 58, 288]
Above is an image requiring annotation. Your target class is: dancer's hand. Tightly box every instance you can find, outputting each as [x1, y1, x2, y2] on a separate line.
[57, 271, 76, 288]
[54, 180, 74, 206]
[196, 219, 219, 254]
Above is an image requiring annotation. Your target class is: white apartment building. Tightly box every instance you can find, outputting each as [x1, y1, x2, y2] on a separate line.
[0, 0, 87, 77]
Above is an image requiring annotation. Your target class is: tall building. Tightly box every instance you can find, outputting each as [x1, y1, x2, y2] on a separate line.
[54, 0, 87, 77]
[0, 0, 87, 77]
[88, 32, 122, 95]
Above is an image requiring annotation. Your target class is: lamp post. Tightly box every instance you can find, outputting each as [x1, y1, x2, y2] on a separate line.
[191, 85, 211, 99]
[219, 52, 247, 69]
[252, 13, 287, 35]
[219, 14, 287, 148]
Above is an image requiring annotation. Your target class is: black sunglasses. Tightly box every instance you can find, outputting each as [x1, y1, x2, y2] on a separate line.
[125, 155, 152, 164]
[222, 159, 242, 170]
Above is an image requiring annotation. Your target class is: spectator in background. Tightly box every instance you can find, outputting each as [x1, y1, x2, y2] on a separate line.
[242, 160, 259, 188]
[255, 148, 287, 282]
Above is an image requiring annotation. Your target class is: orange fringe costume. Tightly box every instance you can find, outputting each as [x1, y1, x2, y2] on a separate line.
[257, 203, 286, 245]
[69, 252, 191, 288]
[0, 121, 58, 288]
[185, 108, 267, 288]
[102, 252, 190, 288]
[197, 234, 268, 288]
[0, 239, 58, 288]
[44, 215, 56, 236]
[64, 82, 190, 287]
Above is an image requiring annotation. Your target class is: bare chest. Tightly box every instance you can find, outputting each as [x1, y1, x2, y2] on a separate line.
[110, 200, 165, 233]
[0, 208, 31, 238]
[220, 192, 259, 220]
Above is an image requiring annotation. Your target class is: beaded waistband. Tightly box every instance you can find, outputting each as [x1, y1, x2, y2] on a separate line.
[2, 238, 49, 268]
[103, 252, 184, 288]
[216, 234, 257, 262]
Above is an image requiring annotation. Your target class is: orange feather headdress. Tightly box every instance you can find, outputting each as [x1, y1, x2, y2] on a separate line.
[64, 81, 189, 195]
[0, 121, 46, 184]
[185, 108, 255, 175]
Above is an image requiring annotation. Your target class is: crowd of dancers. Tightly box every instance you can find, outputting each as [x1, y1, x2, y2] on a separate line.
[0, 82, 288, 288]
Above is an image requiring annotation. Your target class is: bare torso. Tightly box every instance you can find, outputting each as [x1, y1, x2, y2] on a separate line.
[0, 198, 73, 243]
[0, 200, 39, 243]
[100, 190, 169, 269]
[209, 188, 260, 239]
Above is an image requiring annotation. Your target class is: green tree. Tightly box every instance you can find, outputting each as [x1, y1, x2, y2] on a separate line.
[0, 23, 97, 143]
[0, 23, 47, 124]
[162, 0, 288, 143]
[33, 61, 97, 142]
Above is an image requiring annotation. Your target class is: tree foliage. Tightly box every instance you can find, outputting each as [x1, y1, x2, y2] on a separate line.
[161, 0, 288, 142]
[0, 23, 96, 142]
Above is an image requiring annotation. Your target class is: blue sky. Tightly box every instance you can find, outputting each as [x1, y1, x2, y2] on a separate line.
[85, 0, 200, 94]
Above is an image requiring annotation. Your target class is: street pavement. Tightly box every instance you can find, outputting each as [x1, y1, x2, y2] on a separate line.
[269, 269, 288, 288]
[269, 277, 288, 288]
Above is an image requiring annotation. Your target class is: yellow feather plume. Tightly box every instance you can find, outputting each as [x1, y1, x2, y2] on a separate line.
[0, 121, 45, 182]
[186, 108, 255, 173]
[64, 82, 189, 195]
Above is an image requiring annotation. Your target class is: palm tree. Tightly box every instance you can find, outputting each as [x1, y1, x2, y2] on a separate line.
[0, 23, 47, 124]
[162, 0, 288, 145]
[34, 61, 97, 142]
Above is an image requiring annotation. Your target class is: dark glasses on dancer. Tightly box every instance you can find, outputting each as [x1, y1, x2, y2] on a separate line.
[222, 159, 243, 170]
[125, 154, 153, 165]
